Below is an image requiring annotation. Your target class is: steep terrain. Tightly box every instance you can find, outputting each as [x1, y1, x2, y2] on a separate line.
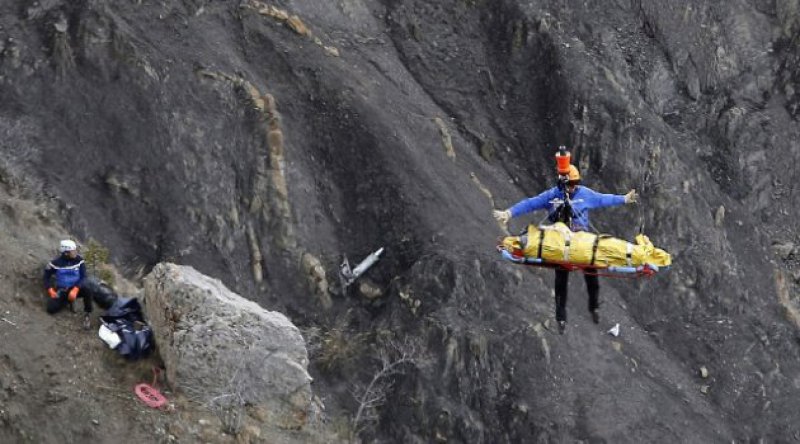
[2, 0, 800, 442]
[0, 181, 176, 443]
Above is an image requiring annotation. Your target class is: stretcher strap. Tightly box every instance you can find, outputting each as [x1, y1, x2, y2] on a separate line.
[563, 231, 572, 262]
[590, 235, 600, 266]
[626, 243, 633, 267]
[536, 229, 545, 259]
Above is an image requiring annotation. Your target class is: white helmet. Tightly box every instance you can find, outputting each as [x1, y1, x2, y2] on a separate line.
[59, 239, 77, 253]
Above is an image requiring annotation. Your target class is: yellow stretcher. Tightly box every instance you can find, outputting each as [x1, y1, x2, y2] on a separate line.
[498, 223, 671, 277]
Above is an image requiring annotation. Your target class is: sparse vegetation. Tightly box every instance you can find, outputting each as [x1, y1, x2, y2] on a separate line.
[305, 315, 369, 376]
[82, 238, 115, 285]
[329, 415, 354, 442]
[209, 392, 246, 435]
[317, 326, 367, 374]
[511, 20, 525, 51]
[307, 325, 422, 441]
[198, 347, 277, 435]
[350, 337, 421, 441]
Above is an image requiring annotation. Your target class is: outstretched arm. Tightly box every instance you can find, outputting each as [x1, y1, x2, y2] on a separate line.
[583, 187, 636, 209]
[494, 187, 560, 227]
[508, 188, 560, 217]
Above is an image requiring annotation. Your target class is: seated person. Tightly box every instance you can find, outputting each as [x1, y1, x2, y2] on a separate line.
[43, 239, 92, 330]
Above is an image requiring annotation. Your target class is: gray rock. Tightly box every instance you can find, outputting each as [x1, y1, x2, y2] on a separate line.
[358, 279, 383, 299]
[772, 242, 795, 259]
[684, 62, 701, 100]
[143, 263, 312, 430]
[300, 253, 332, 309]
[53, 19, 68, 34]
[714, 206, 725, 227]
[46, 390, 67, 403]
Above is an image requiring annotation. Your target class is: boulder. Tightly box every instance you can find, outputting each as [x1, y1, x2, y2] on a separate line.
[772, 242, 795, 260]
[143, 263, 312, 429]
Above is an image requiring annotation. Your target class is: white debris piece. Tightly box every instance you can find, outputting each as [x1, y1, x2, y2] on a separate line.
[98, 324, 121, 349]
[340, 247, 384, 288]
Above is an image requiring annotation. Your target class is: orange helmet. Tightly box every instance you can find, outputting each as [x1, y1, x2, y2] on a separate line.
[567, 164, 581, 182]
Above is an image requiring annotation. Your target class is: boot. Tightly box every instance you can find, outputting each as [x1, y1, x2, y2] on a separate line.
[591, 310, 600, 324]
[83, 314, 91, 331]
[558, 320, 566, 335]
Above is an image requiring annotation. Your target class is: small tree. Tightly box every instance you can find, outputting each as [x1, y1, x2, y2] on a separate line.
[351, 337, 420, 441]
[83, 238, 115, 285]
[305, 315, 367, 376]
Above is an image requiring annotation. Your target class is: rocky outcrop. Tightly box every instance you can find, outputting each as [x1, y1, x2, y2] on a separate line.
[143, 263, 312, 430]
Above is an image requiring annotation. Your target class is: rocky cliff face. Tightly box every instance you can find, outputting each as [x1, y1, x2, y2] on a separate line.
[2, 0, 800, 442]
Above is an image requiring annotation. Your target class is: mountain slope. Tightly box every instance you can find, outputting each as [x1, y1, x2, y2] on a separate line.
[1, 0, 800, 442]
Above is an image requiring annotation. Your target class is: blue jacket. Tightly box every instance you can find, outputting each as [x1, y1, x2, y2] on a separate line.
[509, 185, 626, 231]
[43, 254, 86, 289]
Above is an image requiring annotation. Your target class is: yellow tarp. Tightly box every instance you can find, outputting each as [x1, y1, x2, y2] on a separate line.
[501, 223, 671, 268]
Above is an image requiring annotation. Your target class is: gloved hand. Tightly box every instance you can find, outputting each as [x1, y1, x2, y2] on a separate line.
[624, 189, 638, 204]
[493, 209, 511, 226]
[47, 287, 57, 299]
[68, 286, 79, 302]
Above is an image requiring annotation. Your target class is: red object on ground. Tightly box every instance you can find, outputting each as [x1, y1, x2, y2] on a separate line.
[134, 383, 167, 409]
[134, 367, 168, 409]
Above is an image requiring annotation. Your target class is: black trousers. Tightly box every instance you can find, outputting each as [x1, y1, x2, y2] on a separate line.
[46, 287, 93, 314]
[554, 269, 599, 322]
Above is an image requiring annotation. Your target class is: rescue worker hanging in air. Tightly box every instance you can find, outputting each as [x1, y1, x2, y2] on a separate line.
[493, 147, 638, 334]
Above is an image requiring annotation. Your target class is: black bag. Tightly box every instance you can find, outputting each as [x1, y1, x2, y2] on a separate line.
[102, 297, 145, 323]
[99, 297, 153, 360]
[81, 276, 118, 310]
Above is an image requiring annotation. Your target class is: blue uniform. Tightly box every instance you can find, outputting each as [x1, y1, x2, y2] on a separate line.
[508, 185, 625, 231]
[43, 254, 86, 290]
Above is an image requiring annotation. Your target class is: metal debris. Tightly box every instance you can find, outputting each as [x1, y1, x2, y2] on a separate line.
[340, 247, 384, 289]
